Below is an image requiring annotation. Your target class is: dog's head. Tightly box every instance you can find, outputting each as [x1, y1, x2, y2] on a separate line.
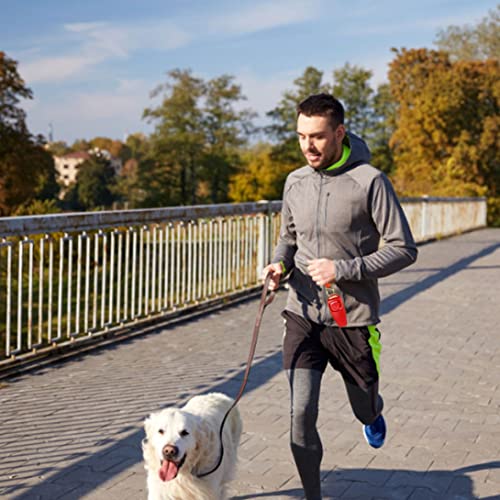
[143, 408, 201, 482]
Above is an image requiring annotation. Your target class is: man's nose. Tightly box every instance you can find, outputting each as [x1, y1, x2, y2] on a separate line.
[303, 137, 313, 150]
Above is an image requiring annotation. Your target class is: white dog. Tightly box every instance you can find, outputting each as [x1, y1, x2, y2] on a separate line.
[142, 392, 242, 500]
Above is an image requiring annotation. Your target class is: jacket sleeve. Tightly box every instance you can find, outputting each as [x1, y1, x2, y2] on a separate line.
[334, 173, 417, 282]
[271, 180, 297, 273]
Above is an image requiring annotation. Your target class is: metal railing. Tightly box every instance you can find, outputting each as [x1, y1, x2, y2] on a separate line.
[0, 196, 487, 370]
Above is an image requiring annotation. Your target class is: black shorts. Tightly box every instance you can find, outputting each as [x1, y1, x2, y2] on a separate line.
[282, 309, 381, 390]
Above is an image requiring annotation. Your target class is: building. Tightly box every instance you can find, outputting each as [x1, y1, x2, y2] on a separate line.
[53, 151, 91, 187]
[53, 149, 122, 188]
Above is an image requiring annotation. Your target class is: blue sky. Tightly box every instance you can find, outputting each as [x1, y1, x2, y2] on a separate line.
[1, 0, 497, 144]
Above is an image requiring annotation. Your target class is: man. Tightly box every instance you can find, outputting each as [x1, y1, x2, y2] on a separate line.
[263, 93, 417, 499]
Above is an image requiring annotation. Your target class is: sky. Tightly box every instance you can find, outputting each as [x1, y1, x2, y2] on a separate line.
[1, 0, 497, 144]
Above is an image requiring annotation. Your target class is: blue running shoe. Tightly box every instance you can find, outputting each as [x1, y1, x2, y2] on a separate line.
[363, 414, 386, 449]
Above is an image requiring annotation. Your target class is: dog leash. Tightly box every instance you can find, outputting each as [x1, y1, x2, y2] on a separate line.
[197, 273, 276, 478]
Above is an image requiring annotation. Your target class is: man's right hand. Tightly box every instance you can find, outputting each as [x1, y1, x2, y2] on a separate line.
[261, 263, 283, 291]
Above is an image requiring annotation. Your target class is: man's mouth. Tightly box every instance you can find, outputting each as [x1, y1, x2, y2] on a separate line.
[158, 454, 186, 482]
[306, 152, 321, 162]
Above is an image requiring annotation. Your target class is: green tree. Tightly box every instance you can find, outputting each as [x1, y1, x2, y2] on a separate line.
[266, 66, 331, 166]
[144, 69, 206, 206]
[332, 63, 374, 138]
[143, 69, 256, 206]
[434, 4, 500, 61]
[71, 153, 116, 210]
[370, 83, 397, 175]
[202, 75, 256, 203]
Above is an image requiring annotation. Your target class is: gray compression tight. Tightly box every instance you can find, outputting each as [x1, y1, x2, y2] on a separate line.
[286, 368, 383, 500]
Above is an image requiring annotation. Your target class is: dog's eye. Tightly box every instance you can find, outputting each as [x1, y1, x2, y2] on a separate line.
[158, 429, 165, 435]
[180, 429, 189, 437]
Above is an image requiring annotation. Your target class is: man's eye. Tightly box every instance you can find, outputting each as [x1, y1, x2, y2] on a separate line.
[180, 429, 189, 437]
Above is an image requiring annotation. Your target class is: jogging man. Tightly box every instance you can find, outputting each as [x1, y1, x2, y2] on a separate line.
[263, 93, 417, 499]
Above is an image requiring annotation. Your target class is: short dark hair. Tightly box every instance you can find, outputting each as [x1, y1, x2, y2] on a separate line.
[297, 93, 344, 129]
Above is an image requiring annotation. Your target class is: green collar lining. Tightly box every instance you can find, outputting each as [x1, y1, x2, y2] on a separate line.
[326, 144, 351, 171]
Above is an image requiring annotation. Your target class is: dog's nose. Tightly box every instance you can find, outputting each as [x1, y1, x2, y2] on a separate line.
[162, 444, 179, 460]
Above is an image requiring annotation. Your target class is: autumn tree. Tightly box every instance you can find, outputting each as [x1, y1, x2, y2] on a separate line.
[388, 48, 499, 223]
[113, 133, 151, 208]
[229, 144, 295, 202]
[0, 52, 59, 215]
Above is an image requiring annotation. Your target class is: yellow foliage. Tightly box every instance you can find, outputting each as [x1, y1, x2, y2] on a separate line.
[228, 144, 296, 202]
[388, 49, 499, 205]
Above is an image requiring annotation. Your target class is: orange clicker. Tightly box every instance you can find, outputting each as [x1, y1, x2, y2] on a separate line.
[325, 283, 347, 327]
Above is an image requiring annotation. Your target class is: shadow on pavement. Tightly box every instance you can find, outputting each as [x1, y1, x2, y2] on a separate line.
[232, 461, 500, 499]
[381, 241, 500, 316]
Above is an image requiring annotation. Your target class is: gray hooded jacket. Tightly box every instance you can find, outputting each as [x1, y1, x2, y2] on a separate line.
[272, 132, 417, 326]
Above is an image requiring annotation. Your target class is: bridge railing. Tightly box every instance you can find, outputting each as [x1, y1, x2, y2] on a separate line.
[0, 196, 486, 370]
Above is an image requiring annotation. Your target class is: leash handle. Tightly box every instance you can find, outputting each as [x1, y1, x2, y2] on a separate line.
[197, 273, 275, 477]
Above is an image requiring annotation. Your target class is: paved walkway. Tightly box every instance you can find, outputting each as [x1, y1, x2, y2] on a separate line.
[0, 228, 499, 500]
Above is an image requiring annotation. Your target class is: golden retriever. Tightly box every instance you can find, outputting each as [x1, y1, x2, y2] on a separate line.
[142, 392, 242, 500]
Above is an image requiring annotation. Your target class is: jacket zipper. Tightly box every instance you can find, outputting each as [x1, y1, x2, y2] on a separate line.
[316, 173, 330, 323]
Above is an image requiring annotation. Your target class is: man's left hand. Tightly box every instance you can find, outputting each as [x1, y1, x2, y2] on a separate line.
[307, 258, 336, 287]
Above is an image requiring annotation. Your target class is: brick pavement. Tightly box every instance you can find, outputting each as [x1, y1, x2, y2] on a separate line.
[0, 228, 499, 500]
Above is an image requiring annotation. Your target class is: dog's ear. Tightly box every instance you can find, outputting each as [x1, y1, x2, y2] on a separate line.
[142, 415, 158, 470]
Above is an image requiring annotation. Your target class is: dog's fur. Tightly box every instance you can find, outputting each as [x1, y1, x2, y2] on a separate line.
[142, 392, 242, 500]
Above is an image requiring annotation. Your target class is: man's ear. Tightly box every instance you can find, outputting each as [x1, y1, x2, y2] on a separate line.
[336, 124, 346, 142]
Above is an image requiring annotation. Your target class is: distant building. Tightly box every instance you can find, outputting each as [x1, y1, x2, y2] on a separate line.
[53, 149, 122, 188]
[53, 151, 91, 187]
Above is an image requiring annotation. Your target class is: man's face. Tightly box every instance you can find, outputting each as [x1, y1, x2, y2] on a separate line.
[297, 114, 345, 170]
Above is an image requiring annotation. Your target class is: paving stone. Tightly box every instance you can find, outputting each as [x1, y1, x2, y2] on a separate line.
[0, 228, 499, 499]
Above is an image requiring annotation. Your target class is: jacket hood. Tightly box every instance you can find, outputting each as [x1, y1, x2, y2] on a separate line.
[344, 131, 371, 167]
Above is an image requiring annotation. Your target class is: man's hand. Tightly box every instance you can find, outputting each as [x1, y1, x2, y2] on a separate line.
[261, 263, 283, 291]
[307, 258, 336, 287]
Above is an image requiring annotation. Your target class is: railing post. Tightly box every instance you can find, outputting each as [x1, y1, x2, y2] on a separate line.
[421, 195, 429, 240]
[256, 200, 273, 281]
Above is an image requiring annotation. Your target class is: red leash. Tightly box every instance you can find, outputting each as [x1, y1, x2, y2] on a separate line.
[197, 274, 276, 477]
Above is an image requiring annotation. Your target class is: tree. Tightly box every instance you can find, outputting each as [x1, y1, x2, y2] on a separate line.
[114, 133, 151, 208]
[68, 152, 116, 210]
[331, 63, 397, 175]
[144, 69, 206, 206]
[202, 75, 256, 203]
[143, 69, 256, 206]
[388, 48, 499, 223]
[332, 63, 374, 138]
[370, 83, 397, 175]
[46, 140, 70, 157]
[0, 52, 59, 215]
[266, 66, 331, 166]
[229, 144, 295, 202]
[434, 5, 500, 61]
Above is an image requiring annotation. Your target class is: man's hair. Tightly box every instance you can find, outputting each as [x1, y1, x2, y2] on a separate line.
[297, 93, 344, 129]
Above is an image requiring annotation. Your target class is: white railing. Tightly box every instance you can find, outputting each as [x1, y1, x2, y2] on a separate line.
[402, 196, 487, 243]
[0, 197, 487, 370]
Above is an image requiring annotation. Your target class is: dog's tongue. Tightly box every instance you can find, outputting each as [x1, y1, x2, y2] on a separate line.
[159, 460, 179, 482]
